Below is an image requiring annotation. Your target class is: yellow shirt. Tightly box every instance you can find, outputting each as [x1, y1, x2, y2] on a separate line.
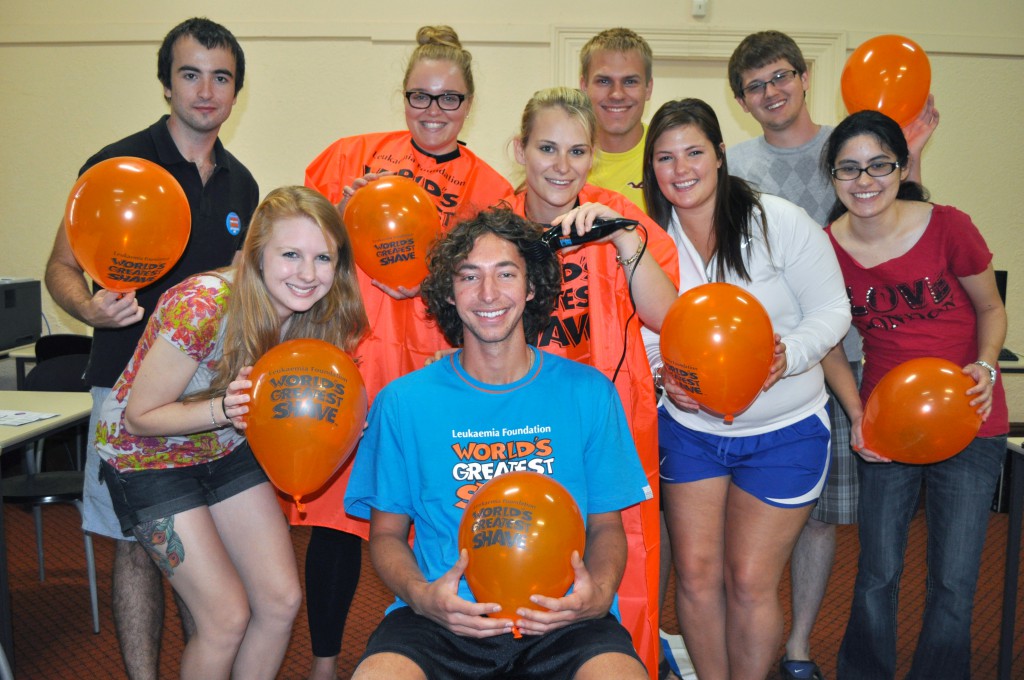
[588, 126, 647, 211]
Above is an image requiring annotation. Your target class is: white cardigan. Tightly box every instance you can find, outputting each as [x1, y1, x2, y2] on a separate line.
[645, 194, 851, 436]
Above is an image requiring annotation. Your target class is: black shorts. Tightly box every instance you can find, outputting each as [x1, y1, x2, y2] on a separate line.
[100, 442, 268, 536]
[360, 606, 641, 679]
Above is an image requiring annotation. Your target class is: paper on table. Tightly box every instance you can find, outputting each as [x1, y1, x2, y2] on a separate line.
[0, 410, 58, 426]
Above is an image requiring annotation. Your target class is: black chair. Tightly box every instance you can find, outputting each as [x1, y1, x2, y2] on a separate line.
[33, 334, 92, 363]
[2, 339, 99, 633]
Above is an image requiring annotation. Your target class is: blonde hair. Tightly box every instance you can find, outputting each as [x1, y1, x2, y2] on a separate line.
[518, 86, 596, 148]
[193, 186, 368, 399]
[579, 28, 653, 82]
[403, 25, 474, 96]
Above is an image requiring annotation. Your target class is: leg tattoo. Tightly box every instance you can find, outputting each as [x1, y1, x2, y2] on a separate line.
[134, 517, 186, 578]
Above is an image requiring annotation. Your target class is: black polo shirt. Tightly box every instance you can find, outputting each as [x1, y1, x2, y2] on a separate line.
[77, 115, 259, 387]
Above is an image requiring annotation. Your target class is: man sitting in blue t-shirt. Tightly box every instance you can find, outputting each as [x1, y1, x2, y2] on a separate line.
[345, 208, 652, 680]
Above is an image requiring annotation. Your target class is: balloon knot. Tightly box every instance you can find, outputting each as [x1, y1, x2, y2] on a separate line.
[294, 498, 306, 515]
[511, 625, 523, 639]
[723, 414, 735, 424]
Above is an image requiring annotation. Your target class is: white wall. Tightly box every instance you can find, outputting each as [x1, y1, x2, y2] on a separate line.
[2, 0, 1022, 413]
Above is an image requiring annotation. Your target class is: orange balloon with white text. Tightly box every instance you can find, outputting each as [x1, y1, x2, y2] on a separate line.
[247, 339, 367, 510]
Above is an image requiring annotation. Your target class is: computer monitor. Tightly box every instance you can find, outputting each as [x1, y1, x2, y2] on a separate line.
[0, 278, 41, 351]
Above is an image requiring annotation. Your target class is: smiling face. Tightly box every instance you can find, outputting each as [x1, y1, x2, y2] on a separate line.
[735, 58, 809, 134]
[451, 232, 534, 351]
[404, 58, 472, 156]
[261, 215, 337, 322]
[163, 35, 238, 135]
[581, 48, 653, 151]
[515, 106, 593, 223]
[651, 124, 723, 221]
[831, 133, 909, 222]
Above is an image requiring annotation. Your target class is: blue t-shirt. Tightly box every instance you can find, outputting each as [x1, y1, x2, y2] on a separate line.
[345, 346, 651, 609]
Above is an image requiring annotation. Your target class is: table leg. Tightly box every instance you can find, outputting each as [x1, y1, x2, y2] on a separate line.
[14, 358, 32, 391]
[0, 491, 13, 668]
[998, 449, 1023, 680]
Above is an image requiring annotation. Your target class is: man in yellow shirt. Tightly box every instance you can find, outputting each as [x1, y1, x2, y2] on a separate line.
[580, 28, 653, 210]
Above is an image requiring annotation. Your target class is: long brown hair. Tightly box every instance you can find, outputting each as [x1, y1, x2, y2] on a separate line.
[193, 186, 368, 399]
[642, 98, 766, 282]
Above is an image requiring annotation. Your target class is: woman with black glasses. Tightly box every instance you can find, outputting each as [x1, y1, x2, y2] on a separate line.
[299, 25, 511, 680]
[822, 110, 1007, 680]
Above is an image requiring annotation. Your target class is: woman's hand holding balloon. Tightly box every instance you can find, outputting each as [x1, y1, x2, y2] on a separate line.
[849, 412, 891, 463]
[224, 366, 253, 430]
[371, 280, 421, 300]
[661, 369, 701, 412]
[963, 361, 995, 419]
[337, 171, 392, 214]
[762, 335, 788, 392]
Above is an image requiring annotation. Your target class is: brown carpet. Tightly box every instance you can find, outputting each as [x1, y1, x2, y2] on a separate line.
[3, 501, 1022, 679]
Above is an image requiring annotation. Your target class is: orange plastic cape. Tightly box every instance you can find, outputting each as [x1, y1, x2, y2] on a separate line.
[287, 131, 512, 530]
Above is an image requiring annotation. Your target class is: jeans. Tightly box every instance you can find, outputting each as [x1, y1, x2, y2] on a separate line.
[837, 436, 1006, 680]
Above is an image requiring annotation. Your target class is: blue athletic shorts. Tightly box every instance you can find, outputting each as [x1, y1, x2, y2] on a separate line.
[658, 407, 830, 508]
[359, 607, 641, 679]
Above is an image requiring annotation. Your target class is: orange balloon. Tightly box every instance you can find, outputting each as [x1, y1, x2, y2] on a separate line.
[342, 175, 441, 289]
[246, 338, 367, 508]
[862, 357, 982, 464]
[659, 282, 775, 423]
[64, 156, 191, 293]
[458, 471, 585, 620]
[841, 34, 931, 128]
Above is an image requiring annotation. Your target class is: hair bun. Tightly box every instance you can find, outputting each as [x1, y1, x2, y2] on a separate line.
[416, 25, 462, 49]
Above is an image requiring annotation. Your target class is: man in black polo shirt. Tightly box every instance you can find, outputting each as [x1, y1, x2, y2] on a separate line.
[44, 17, 258, 680]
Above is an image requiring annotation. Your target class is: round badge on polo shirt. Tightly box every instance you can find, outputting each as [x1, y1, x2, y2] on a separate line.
[226, 212, 242, 236]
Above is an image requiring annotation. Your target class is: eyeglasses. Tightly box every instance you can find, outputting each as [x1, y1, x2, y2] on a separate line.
[741, 70, 798, 99]
[830, 162, 902, 181]
[404, 91, 467, 111]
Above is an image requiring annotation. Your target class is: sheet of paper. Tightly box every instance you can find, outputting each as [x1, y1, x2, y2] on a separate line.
[0, 410, 58, 426]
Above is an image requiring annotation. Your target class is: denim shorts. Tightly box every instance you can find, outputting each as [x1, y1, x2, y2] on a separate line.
[100, 442, 268, 536]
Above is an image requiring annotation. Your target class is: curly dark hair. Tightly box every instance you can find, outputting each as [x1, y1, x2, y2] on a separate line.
[421, 208, 561, 347]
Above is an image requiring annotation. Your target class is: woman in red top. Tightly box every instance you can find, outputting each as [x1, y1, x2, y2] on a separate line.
[504, 86, 679, 677]
[300, 26, 512, 680]
[821, 111, 1007, 680]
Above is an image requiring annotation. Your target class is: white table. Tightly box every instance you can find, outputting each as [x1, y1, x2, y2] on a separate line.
[0, 391, 92, 667]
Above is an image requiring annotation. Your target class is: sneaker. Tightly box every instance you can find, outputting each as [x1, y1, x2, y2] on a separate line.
[779, 655, 825, 680]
